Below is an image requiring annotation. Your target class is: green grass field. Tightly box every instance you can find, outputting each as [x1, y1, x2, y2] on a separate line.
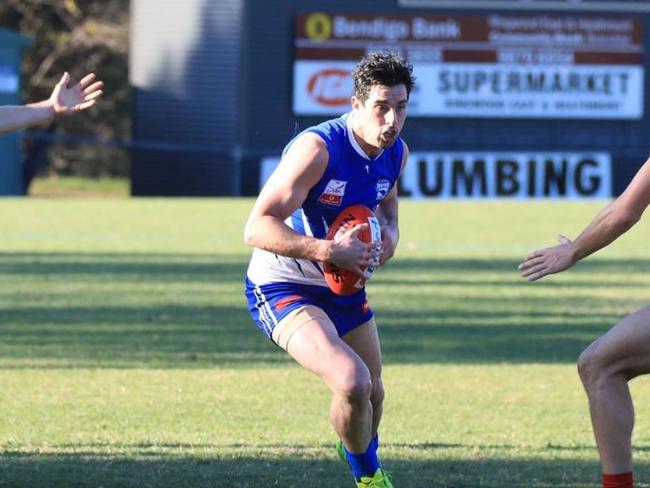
[2, 198, 650, 487]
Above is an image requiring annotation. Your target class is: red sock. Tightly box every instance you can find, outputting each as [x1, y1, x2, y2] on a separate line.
[603, 472, 633, 488]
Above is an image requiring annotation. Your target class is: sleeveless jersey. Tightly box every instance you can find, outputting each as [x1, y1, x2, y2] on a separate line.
[246, 113, 404, 287]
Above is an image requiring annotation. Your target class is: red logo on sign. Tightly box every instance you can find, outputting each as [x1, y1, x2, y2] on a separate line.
[307, 68, 351, 107]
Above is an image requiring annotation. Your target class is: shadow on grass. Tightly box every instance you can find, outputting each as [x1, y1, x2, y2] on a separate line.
[1, 253, 648, 367]
[0, 445, 643, 488]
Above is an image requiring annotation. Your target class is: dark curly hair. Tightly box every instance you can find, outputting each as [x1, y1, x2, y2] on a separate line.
[352, 51, 415, 101]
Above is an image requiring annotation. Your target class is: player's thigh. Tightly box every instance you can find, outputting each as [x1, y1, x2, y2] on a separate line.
[585, 304, 650, 378]
[341, 318, 382, 381]
[281, 305, 370, 389]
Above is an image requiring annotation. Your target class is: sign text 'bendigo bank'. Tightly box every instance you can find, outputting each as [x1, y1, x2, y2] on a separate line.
[293, 13, 644, 119]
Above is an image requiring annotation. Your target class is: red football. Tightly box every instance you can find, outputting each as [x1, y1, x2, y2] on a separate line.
[323, 205, 381, 295]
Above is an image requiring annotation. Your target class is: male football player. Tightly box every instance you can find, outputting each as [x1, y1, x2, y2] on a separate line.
[520, 155, 650, 488]
[244, 52, 415, 487]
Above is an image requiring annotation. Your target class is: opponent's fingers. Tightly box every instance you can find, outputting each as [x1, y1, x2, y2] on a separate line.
[83, 81, 104, 95]
[73, 100, 98, 112]
[524, 269, 550, 282]
[84, 89, 103, 101]
[523, 249, 545, 261]
[520, 263, 547, 279]
[518, 255, 546, 270]
[78, 73, 97, 89]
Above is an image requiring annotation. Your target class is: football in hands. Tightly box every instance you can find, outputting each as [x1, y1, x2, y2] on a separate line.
[323, 205, 381, 295]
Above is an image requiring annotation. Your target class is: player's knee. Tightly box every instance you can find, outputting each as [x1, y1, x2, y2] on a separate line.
[333, 362, 372, 403]
[577, 342, 605, 389]
[370, 376, 385, 409]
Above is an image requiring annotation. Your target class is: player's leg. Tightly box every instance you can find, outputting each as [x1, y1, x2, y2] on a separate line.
[577, 304, 650, 486]
[276, 306, 393, 486]
[342, 318, 384, 438]
[337, 317, 393, 486]
[277, 305, 374, 454]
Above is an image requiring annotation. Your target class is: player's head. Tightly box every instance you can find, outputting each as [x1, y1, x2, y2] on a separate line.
[351, 52, 415, 153]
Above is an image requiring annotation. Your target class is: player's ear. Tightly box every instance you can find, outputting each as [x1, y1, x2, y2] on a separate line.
[351, 95, 362, 111]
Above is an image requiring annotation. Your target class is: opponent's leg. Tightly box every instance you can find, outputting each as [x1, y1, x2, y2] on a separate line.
[577, 304, 650, 487]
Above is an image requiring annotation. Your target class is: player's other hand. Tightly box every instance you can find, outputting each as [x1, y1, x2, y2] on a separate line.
[50, 72, 104, 116]
[377, 225, 397, 266]
[329, 223, 381, 277]
[519, 234, 576, 282]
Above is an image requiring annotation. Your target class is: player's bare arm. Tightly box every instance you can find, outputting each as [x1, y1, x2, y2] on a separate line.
[0, 72, 103, 134]
[375, 142, 408, 266]
[244, 133, 379, 273]
[520, 156, 650, 282]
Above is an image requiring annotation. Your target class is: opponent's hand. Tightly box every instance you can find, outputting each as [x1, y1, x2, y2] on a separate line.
[50, 72, 104, 116]
[328, 223, 381, 277]
[519, 235, 576, 282]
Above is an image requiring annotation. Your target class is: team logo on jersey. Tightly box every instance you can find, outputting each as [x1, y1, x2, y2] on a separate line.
[376, 179, 391, 200]
[318, 179, 347, 206]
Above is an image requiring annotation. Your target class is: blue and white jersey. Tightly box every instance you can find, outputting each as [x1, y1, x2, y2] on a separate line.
[247, 113, 404, 287]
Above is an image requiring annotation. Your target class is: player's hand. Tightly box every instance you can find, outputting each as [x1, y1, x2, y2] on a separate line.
[377, 225, 398, 266]
[329, 223, 381, 277]
[50, 72, 104, 116]
[519, 234, 576, 282]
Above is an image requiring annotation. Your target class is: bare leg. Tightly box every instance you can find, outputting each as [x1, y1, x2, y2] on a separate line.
[577, 304, 650, 474]
[283, 306, 373, 453]
[342, 318, 384, 438]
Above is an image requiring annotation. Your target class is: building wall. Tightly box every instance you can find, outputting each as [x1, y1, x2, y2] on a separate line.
[130, 0, 242, 196]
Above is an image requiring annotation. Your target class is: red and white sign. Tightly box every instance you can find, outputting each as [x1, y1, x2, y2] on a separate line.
[293, 13, 644, 119]
[294, 62, 355, 114]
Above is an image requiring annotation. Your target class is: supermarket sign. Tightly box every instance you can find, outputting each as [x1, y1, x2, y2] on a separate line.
[293, 12, 644, 119]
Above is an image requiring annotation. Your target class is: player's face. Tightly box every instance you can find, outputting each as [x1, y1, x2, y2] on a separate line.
[352, 84, 408, 153]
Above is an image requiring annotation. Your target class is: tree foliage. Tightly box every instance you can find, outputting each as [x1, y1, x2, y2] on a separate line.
[0, 0, 130, 178]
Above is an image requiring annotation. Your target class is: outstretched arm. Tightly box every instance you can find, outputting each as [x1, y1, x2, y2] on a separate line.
[519, 156, 650, 281]
[0, 72, 103, 134]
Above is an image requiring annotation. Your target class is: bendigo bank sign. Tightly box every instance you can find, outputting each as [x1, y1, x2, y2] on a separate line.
[293, 13, 644, 119]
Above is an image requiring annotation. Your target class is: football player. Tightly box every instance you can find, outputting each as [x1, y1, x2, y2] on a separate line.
[244, 52, 414, 487]
[520, 156, 650, 488]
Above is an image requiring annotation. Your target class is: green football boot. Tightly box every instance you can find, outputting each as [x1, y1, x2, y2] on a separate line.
[336, 441, 394, 487]
[336, 439, 347, 463]
[355, 468, 394, 488]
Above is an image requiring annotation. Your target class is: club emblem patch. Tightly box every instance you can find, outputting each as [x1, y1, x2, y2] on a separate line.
[376, 179, 391, 200]
[318, 179, 347, 206]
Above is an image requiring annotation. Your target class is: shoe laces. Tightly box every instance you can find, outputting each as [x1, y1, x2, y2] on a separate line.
[365, 470, 393, 487]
